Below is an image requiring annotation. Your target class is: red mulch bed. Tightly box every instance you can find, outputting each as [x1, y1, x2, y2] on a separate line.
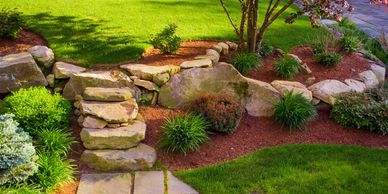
[247, 46, 372, 85]
[0, 30, 47, 57]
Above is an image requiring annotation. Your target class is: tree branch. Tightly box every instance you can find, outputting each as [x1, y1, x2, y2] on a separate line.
[220, 0, 241, 37]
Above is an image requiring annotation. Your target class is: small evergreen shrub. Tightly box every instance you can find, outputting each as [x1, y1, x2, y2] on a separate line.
[0, 8, 24, 39]
[150, 24, 181, 54]
[274, 93, 317, 130]
[274, 56, 300, 78]
[339, 35, 361, 53]
[159, 113, 209, 153]
[35, 128, 75, 156]
[231, 52, 260, 74]
[314, 52, 343, 66]
[0, 114, 38, 185]
[4, 87, 72, 135]
[190, 94, 243, 133]
[259, 42, 274, 57]
[331, 89, 388, 134]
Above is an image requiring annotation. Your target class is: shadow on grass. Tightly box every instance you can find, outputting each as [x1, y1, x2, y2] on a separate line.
[24, 13, 145, 67]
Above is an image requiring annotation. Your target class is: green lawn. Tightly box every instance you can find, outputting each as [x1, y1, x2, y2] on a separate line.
[2, 0, 325, 66]
[175, 144, 388, 194]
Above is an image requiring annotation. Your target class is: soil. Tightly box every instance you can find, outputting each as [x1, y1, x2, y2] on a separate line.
[0, 30, 47, 57]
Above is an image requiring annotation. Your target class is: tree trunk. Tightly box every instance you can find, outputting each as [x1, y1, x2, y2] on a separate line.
[247, 0, 259, 53]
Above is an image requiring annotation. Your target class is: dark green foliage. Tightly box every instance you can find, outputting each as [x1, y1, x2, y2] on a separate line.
[310, 33, 338, 55]
[0, 8, 24, 39]
[331, 89, 388, 134]
[339, 35, 361, 53]
[0, 183, 41, 194]
[190, 94, 243, 134]
[0, 100, 9, 115]
[4, 87, 72, 135]
[35, 128, 75, 156]
[160, 113, 209, 153]
[365, 38, 388, 64]
[274, 56, 300, 78]
[259, 42, 274, 57]
[314, 52, 343, 66]
[150, 24, 182, 54]
[231, 52, 260, 74]
[312, 42, 325, 55]
[274, 93, 317, 130]
[0, 114, 38, 185]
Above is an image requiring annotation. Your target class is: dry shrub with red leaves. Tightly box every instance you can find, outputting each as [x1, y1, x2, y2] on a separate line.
[190, 94, 243, 134]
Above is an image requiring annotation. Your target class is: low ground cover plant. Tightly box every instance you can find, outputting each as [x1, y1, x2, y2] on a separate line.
[231, 52, 260, 74]
[159, 113, 209, 153]
[331, 89, 388, 134]
[274, 56, 300, 78]
[0, 8, 24, 39]
[150, 23, 181, 54]
[190, 94, 243, 134]
[314, 52, 343, 66]
[274, 92, 317, 130]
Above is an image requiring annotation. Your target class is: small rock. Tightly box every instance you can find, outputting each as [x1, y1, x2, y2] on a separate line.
[218, 42, 229, 55]
[274, 48, 285, 56]
[180, 59, 213, 69]
[82, 116, 108, 129]
[206, 49, 220, 59]
[106, 123, 121, 128]
[134, 79, 158, 91]
[271, 80, 312, 101]
[130, 76, 139, 80]
[27, 45, 55, 68]
[344, 79, 366, 93]
[46, 74, 55, 88]
[53, 62, 86, 79]
[286, 53, 303, 64]
[306, 77, 316, 85]
[74, 100, 81, 109]
[151, 91, 158, 105]
[152, 73, 170, 86]
[83, 87, 134, 102]
[358, 70, 379, 89]
[370, 64, 386, 87]
[300, 63, 312, 74]
[226, 41, 238, 50]
[194, 55, 219, 64]
[77, 115, 85, 126]
[308, 79, 352, 105]
[211, 45, 223, 53]
[74, 109, 81, 116]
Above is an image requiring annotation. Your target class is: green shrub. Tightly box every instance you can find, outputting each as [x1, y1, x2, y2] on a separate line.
[190, 94, 243, 134]
[0, 8, 24, 39]
[32, 152, 75, 192]
[259, 42, 274, 57]
[0, 100, 9, 115]
[0, 183, 41, 194]
[159, 113, 209, 153]
[274, 56, 300, 78]
[339, 35, 361, 53]
[365, 38, 388, 64]
[331, 89, 388, 134]
[314, 52, 343, 66]
[274, 93, 317, 130]
[4, 87, 72, 135]
[150, 24, 181, 54]
[231, 52, 260, 74]
[310, 33, 338, 55]
[35, 128, 75, 156]
[312, 42, 325, 55]
[0, 114, 38, 185]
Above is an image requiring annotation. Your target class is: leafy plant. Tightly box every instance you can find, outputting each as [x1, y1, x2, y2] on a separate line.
[274, 56, 300, 78]
[310, 33, 338, 55]
[331, 89, 388, 134]
[0, 8, 24, 39]
[4, 87, 72, 135]
[0, 183, 41, 194]
[339, 35, 361, 53]
[314, 52, 343, 66]
[150, 24, 182, 54]
[274, 93, 317, 130]
[190, 94, 243, 134]
[159, 113, 209, 153]
[231, 52, 260, 74]
[35, 128, 75, 156]
[0, 114, 38, 185]
[259, 42, 274, 57]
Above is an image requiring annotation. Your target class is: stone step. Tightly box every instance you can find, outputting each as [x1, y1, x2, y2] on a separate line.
[77, 173, 132, 194]
[80, 99, 138, 123]
[80, 119, 146, 149]
[81, 143, 157, 172]
[83, 87, 134, 102]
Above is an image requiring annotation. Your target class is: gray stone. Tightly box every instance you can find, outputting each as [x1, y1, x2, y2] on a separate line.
[77, 173, 132, 194]
[63, 71, 133, 100]
[80, 120, 146, 149]
[226, 41, 238, 50]
[82, 116, 108, 129]
[80, 99, 138, 123]
[218, 42, 229, 55]
[134, 79, 158, 90]
[194, 55, 219, 64]
[153, 73, 170, 86]
[370, 64, 386, 87]
[83, 87, 134, 102]
[0, 52, 48, 93]
[300, 63, 312, 74]
[344, 79, 366, 93]
[121, 64, 180, 80]
[286, 53, 303, 64]
[27, 45, 55, 68]
[180, 59, 212, 69]
[81, 143, 157, 171]
[271, 80, 312, 101]
[134, 171, 164, 194]
[46, 74, 55, 88]
[358, 70, 379, 89]
[308, 80, 352, 105]
[211, 45, 222, 53]
[53, 62, 86, 79]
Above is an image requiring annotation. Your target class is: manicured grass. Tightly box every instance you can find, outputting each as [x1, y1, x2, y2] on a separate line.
[175, 144, 388, 194]
[2, 0, 325, 66]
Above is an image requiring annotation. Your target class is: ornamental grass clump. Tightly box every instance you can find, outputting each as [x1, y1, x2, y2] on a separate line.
[231, 52, 260, 74]
[274, 56, 300, 78]
[159, 113, 209, 153]
[190, 94, 243, 134]
[35, 128, 75, 156]
[274, 93, 317, 130]
[314, 52, 343, 67]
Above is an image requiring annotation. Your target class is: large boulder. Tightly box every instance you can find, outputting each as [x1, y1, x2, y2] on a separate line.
[120, 64, 180, 81]
[358, 70, 379, 89]
[53, 62, 86, 79]
[27, 46, 55, 68]
[0, 52, 48, 93]
[344, 79, 366, 93]
[158, 63, 280, 117]
[370, 64, 386, 87]
[270, 80, 312, 101]
[308, 79, 352, 105]
[63, 70, 134, 100]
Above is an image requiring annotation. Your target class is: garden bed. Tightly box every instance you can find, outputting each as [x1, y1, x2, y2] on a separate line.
[0, 30, 47, 57]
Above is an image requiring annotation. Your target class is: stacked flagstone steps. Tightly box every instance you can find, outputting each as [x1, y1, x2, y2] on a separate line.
[76, 87, 156, 171]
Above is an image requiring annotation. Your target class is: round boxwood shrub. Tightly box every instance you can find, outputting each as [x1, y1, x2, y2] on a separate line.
[231, 52, 260, 74]
[190, 94, 243, 134]
[274, 56, 300, 78]
[0, 114, 38, 185]
[4, 87, 72, 135]
[331, 89, 388, 134]
[159, 113, 209, 153]
[274, 93, 317, 130]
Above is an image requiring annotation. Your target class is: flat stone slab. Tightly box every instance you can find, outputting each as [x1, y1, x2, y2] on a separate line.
[166, 171, 199, 194]
[80, 119, 146, 149]
[77, 173, 132, 194]
[180, 59, 212, 69]
[53, 62, 86, 79]
[134, 79, 158, 91]
[81, 143, 157, 171]
[80, 100, 138, 123]
[121, 64, 180, 80]
[83, 87, 134, 102]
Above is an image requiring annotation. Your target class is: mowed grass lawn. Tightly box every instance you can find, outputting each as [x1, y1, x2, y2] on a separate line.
[2, 0, 325, 66]
[175, 144, 388, 194]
